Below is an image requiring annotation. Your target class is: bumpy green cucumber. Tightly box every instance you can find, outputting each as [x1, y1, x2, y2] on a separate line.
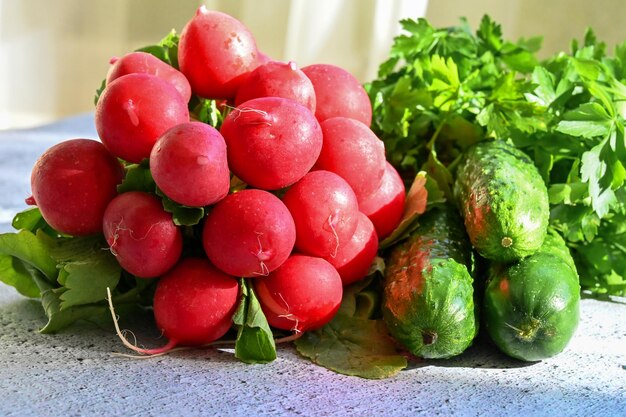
[483, 232, 580, 361]
[382, 205, 477, 359]
[454, 140, 549, 262]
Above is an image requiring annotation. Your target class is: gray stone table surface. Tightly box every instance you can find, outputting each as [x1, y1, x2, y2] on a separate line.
[0, 114, 625, 417]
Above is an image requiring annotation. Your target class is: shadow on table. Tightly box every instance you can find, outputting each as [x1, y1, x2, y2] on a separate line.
[0, 292, 546, 370]
[0, 295, 238, 364]
[403, 330, 537, 371]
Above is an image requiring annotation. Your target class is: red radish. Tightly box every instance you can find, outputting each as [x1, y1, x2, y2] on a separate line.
[315, 116, 386, 200]
[152, 258, 240, 350]
[220, 97, 322, 190]
[358, 161, 406, 239]
[150, 122, 230, 207]
[202, 189, 296, 277]
[254, 254, 343, 333]
[325, 212, 379, 286]
[282, 170, 359, 259]
[28, 139, 123, 236]
[302, 63, 372, 126]
[102, 191, 182, 278]
[106, 51, 192, 102]
[95, 73, 189, 163]
[235, 61, 316, 113]
[178, 6, 260, 99]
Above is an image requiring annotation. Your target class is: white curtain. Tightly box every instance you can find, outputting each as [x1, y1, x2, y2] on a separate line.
[10, 0, 626, 130]
[205, 0, 428, 83]
[0, 0, 427, 129]
[0, 0, 198, 129]
[282, 0, 428, 81]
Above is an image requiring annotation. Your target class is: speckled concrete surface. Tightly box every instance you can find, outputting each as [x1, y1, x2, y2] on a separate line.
[1, 116, 625, 417]
[1, 285, 624, 417]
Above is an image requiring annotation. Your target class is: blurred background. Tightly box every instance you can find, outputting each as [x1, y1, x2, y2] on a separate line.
[1, 0, 626, 130]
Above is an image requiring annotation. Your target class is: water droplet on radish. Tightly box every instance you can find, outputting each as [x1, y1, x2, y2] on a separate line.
[123, 100, 140, 127]
[196, 155, 210, 165]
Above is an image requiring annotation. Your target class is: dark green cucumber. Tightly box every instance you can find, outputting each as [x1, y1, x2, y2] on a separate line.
[454, 140, 549, 262]
[382, 205, 477, 359]
[483, 232, 580, 362]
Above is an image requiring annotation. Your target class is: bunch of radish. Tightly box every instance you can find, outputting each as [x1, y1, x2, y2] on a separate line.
[27, 6, 407, 353]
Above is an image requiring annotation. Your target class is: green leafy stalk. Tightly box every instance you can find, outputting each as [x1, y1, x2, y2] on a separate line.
[117, 161, 156, 194]
[156, 188, 205, 227]
[136, 29, 181, 69]
[233, 279, 277, 364]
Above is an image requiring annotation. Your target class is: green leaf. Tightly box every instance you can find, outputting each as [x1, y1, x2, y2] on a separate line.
[548, 182, 588, 206]
[51, 236, 122, 309]
[233, 279, 276, 364]
[94, 78, 106, 106]
[295, 316, 407, 379]
[11, 207, 63, 237]
[431, 55, 460, 88]
[501, 47, 540, 74]
[117, 162, 155, 193]
[39, 288, 109, 334]
[534, 146, 554, 182]
[0, 255, 41, 298]
[376, 56, 399, 78]
[191, 99, 225, 129]
[556, 102, 612, 139]
[549, 184, 571, 205]
[392, 18, 436, 58]
[0, 230, 58, 282]
[477, 15, 503, 52]
[156, 188, 205, 226]
[551, 204, 598, 243]
[581, 211, 601, 242]
[439, 114, 483, 149]
[529, 66, 557, 106]
[367, 256, 386, 277]
[424, 173, 447, 207]
[572, 58, 602, 82]
[422, 146, 455, 201]
[336, 276, 375, 317]
[581, 139, 617, 217]
[136, 29, 180, 68]
[229, 176, 248, 193]
[295, 278, 407, 379]
[570, 214, 626, 297]
[12, 207, 41, 231]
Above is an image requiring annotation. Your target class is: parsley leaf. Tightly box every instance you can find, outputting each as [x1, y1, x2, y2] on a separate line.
[368, 15, 626, 296]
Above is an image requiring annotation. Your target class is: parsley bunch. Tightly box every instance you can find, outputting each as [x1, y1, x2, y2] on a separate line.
[367, 16, 626, 297]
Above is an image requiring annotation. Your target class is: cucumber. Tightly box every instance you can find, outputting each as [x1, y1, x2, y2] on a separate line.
[483, 232, 580, 361]
[382, 205, 477, 359]
[454, 140, 549, 262]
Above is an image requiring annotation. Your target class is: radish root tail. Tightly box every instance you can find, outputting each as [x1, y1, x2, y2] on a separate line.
[106, 287, 177, 356]
[106, 287, 237, 359]
[252, 232, 271, 276]
[228, 106, 271, 125]
[275, 331, 303, 344]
